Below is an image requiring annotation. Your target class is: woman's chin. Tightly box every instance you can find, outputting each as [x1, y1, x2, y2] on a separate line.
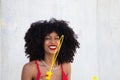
[49, 49, 57, 54]
[49, 51, 56, 55]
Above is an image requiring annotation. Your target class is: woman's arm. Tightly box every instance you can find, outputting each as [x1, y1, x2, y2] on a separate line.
[63, 63, 71, 80]
[67, 63, 71, 80]
[21, 63, 34, 80]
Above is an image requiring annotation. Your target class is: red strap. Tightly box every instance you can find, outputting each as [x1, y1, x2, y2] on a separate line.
[35, 60, 41, 80]
[61, 65, 68, 80]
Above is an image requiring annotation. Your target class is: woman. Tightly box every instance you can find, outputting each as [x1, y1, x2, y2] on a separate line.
[21, 18, 80, 80]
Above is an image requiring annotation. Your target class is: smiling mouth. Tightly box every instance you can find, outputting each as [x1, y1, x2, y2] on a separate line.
[48, 45, 57, 50]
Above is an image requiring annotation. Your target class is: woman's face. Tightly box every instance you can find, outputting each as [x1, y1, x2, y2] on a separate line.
[44, 32, 60, 55]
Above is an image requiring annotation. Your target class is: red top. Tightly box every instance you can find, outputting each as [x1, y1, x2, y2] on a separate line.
[35, 60, 68, 80]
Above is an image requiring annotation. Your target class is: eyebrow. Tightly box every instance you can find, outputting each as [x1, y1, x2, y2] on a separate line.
[45, 35, 59, 38]
[45, 34, 59, 37]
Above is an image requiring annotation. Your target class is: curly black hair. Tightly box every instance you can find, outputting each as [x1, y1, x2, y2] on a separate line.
[24, 18, 80, 64]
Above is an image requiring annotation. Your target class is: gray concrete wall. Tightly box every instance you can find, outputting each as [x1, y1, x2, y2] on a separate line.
[0, 0, 120, 80]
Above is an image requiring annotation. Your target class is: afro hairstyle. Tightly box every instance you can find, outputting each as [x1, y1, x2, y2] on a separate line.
[24, 18, 80, 64]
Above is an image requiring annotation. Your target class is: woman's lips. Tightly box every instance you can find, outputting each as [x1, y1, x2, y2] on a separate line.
[48, 45, 57, 50]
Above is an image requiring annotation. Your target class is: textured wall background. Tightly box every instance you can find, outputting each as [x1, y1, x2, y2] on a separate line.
[0, 0, 120, 80]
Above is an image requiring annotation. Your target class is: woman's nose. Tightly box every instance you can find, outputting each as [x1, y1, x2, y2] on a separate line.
[50, 38, 59, 44]
[50, 38, 56, 43]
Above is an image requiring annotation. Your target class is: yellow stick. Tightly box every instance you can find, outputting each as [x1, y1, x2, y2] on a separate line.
[50, 35, 64, 71]
[93, 76, 98, 80]
[46, 35, 64, 80]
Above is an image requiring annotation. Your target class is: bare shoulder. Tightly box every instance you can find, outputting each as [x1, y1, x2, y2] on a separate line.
[23, 61, 36, 71]
[21, 61, 37, 80]
[62, 63, 71, 80]
[62, 62, 71, 69]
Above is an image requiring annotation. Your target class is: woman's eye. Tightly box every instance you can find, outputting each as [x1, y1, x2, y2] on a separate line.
[45, 37, 51, 40]
[45, 37, 60, 40]
[55, 37, 60, 40]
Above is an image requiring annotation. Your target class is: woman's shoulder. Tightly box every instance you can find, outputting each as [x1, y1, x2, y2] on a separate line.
[22, 61, 37, 79]
[62, 62, 71, 79]
[22, 61, 37, 74]
[62, 62, 71, 68]
[23, 61, 36, 69]
[62, 62, 71, 72]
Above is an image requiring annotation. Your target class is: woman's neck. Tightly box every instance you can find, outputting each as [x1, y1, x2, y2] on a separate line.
[44, 53, 54, 66]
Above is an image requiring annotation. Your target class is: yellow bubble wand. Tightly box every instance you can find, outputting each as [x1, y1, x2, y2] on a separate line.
[46, 35, 64, 80]
[93, 75, 98, 80]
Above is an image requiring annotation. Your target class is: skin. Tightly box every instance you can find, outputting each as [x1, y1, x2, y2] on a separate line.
[21, 32, 71, 80]
[44, 31, 60, 65]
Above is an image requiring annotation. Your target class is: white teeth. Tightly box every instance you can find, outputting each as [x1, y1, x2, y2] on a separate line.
[49, 46, 56, 49]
